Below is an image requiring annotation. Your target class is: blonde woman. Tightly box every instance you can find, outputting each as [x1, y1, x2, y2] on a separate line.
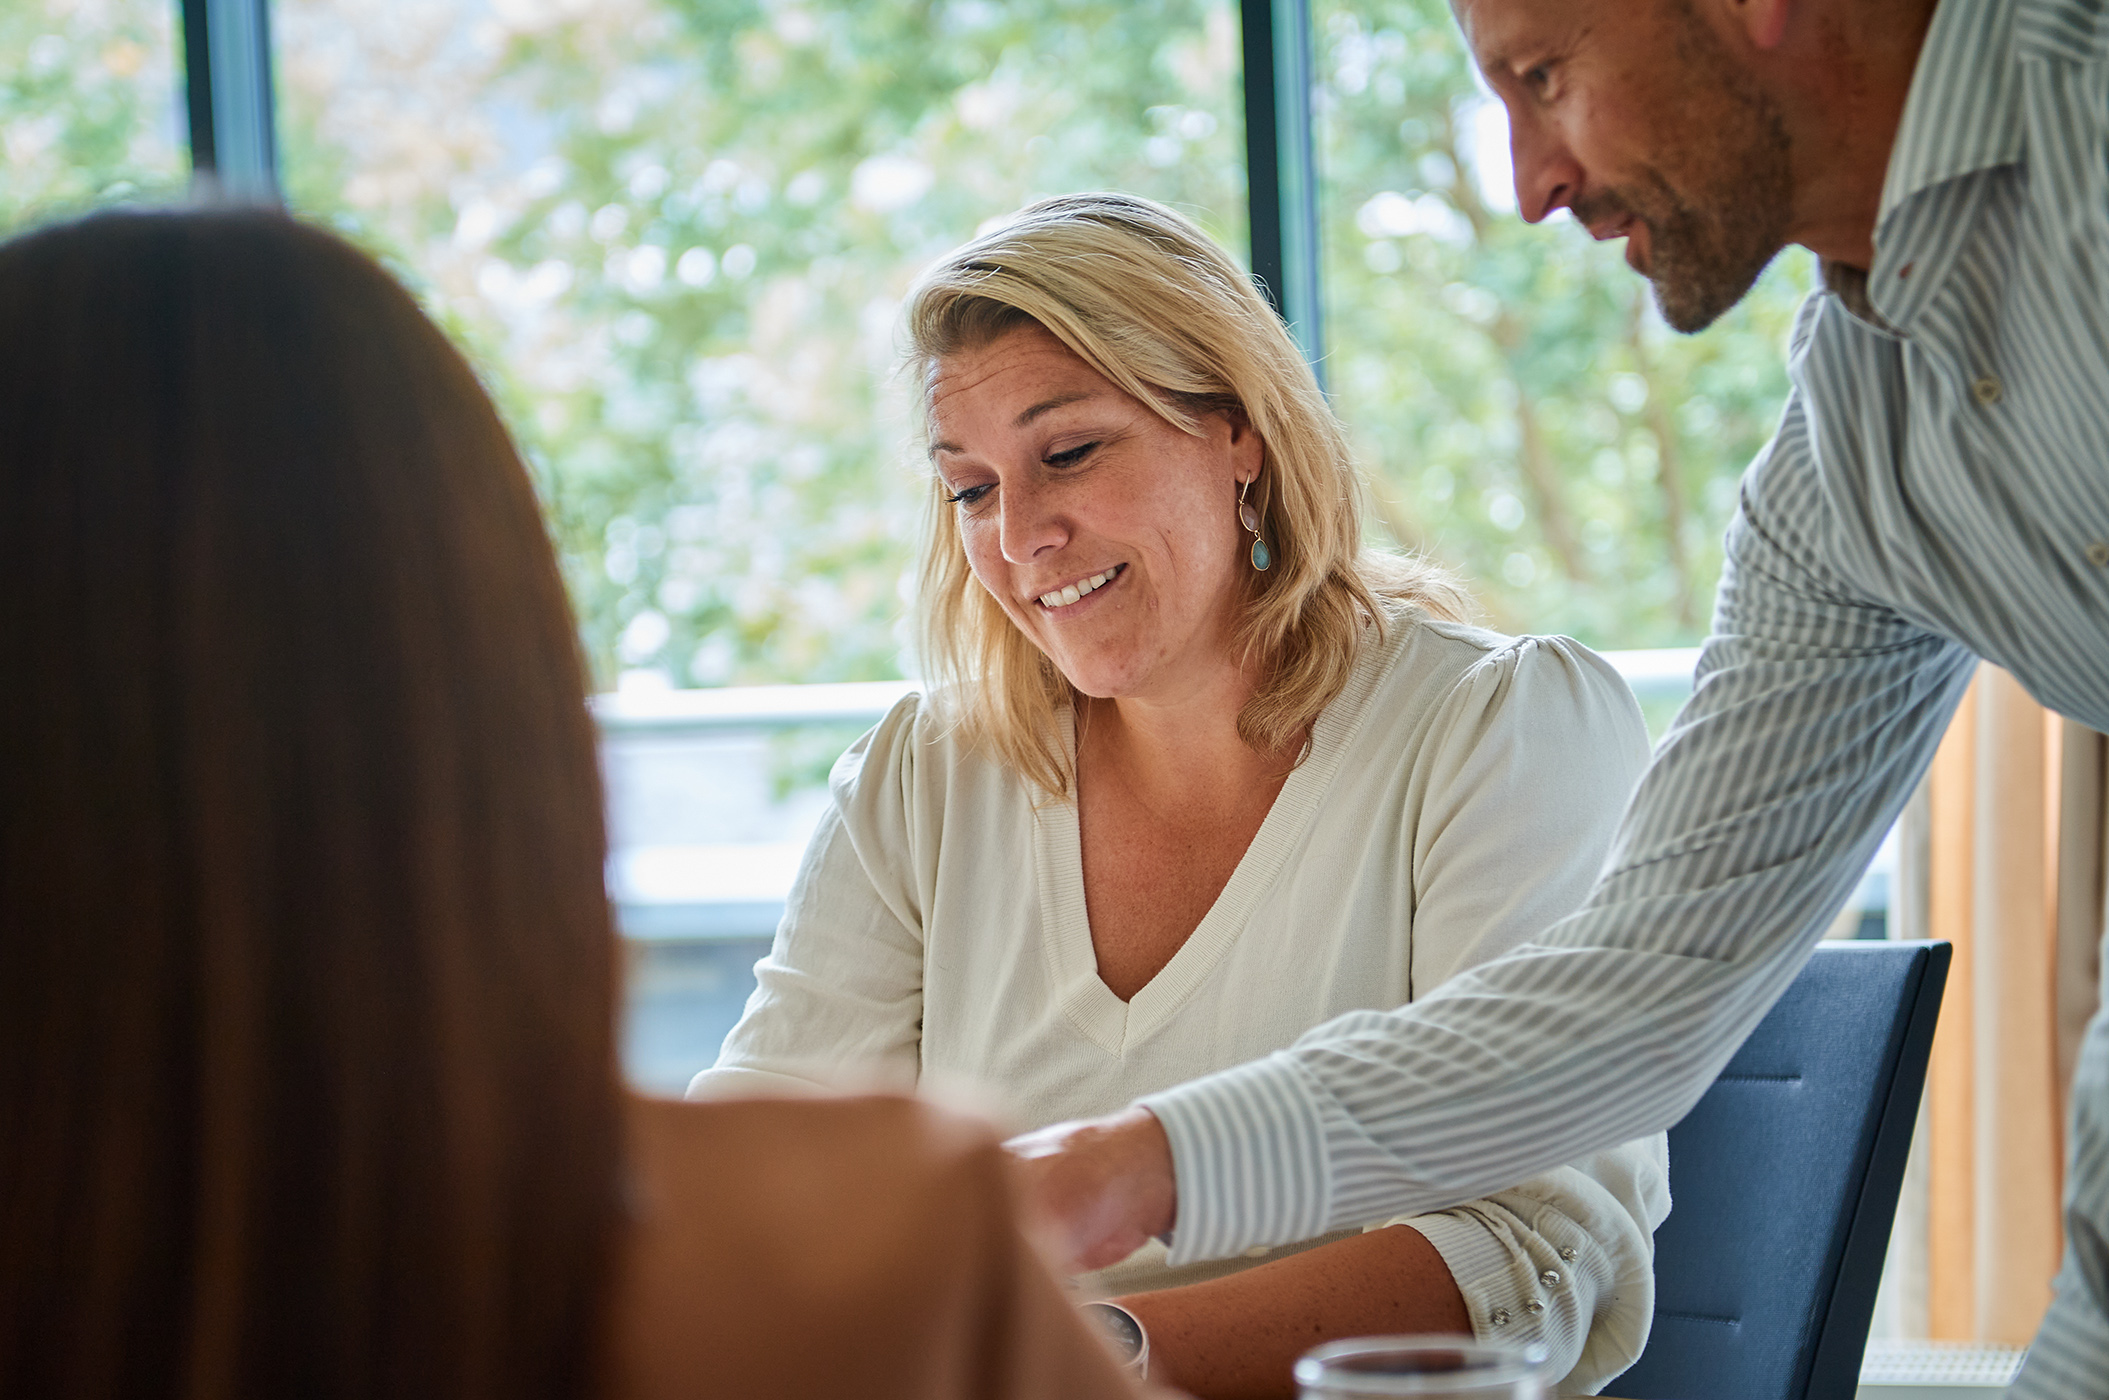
[695, 194, 1667, 1397]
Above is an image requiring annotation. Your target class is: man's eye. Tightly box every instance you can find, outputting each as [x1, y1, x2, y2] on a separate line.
[1045, 442, 1097, 468]
[1522, 64, 1552, 93]
[944, 483, 993, 508]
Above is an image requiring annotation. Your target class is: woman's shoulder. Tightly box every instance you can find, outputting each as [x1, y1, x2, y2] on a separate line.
[611, 1095, 1006, 1395]
[1372, 603, 1640, 726]
[622, 1091, 1007, 1234]
[610, 1094, 1138, 1400]
[827, 684, 1007, 793]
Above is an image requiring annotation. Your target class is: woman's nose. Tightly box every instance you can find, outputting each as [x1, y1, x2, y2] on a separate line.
[998, 483, 1068, 565]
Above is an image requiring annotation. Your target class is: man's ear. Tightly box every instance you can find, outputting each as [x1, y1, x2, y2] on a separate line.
[1723, 0, 1793, 50]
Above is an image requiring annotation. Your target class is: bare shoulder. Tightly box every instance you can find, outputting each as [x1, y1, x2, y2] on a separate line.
[608, 1094, 1136, 1400]
[623, 1092, 1010, 1253]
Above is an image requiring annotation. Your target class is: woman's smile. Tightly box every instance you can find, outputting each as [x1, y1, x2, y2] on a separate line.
[1034, 562, 1127, 612]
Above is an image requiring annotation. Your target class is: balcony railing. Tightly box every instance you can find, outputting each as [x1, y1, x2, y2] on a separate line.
[597, 649, 1706, 944]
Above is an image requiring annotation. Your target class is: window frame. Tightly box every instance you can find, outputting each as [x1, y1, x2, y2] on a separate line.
[174, 0, 1324, 360]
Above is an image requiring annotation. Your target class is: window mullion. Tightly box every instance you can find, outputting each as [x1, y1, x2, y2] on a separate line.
[179, 0, 280, 201]
[1240, 0, 1324, 385]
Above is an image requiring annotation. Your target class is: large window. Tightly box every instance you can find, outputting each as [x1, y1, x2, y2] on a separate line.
[274, 0, 1244, 693]
[20, 0, 1845, 1092]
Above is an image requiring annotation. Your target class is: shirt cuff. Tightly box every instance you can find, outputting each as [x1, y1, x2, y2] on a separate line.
[1136, 1053, 1334, 1267]
[1391, 1212, 1546, 1346]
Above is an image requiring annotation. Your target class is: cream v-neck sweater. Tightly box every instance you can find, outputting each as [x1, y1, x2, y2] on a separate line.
[696, 608, 1668, 1393]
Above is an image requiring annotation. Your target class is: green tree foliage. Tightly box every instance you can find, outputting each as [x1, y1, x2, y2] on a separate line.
[2, 0, 187, 229]
[276, 0, 1242, 688]
[270, 0, 1810, 688]
[1316, 0, 1814, 644]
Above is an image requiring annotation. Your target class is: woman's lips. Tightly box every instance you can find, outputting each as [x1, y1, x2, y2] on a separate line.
[1035, 563, 1126, 610]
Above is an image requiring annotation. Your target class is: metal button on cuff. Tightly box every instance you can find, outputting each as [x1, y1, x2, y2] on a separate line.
[1540, 1270, 1562, 1287]
[1972, 374, 2003, 405]
[1490, 1307, 1511, 1326]
[1523, 1300, 1546, 1316]
[1556, 1245, 1577, 1261]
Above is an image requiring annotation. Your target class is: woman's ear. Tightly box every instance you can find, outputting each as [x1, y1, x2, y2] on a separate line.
[1224, 409, 1264, 483]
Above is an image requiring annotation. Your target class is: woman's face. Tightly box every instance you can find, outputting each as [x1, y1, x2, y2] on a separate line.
[929, 322, 1262, 705]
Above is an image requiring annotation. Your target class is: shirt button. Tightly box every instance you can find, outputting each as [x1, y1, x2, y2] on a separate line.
[2088, 541, 2109, 567]
[1972, 374, 2003, 406]
[1540, 1269, 1562, 1287]
[1557, 1246, 1578, 1261]
[1491, 1307, 1512, 1326]
[1524, 1300, 1546, 1316]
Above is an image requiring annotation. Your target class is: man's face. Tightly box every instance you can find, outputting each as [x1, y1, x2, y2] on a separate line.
[1457, 0, 1794, 332]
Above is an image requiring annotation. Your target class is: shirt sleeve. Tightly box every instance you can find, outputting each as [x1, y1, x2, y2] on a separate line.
[688, 696, 928, 1099]
[1139, 389, 1981, 1265]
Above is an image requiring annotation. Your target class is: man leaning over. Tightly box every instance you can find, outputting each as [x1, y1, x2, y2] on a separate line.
[1007, 0, 2109, 1390]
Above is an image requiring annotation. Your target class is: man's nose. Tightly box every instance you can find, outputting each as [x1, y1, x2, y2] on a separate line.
[1510, 111, 1582, 224]
[999, 483, 1068, 565]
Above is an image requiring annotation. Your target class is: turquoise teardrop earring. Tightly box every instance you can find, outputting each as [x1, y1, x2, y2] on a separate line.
[1238, 478, 1272, 571]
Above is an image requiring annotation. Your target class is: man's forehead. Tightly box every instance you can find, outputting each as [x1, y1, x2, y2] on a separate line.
[1452, 0, 1510, 63]
[1452, 0, 1575, 65]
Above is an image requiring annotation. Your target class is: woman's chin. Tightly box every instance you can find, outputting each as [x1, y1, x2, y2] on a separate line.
[1047, 656, 1144, 703]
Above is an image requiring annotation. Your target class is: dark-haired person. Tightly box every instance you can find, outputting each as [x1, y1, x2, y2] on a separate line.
[1016, 0, 2109, 1392]
[0, 205, 1143, 1400]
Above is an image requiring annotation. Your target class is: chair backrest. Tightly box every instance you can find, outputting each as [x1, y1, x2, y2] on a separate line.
[1615, 940, 1950, 1400]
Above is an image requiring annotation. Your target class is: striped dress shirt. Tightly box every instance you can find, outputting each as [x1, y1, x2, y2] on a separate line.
[1136, 0, 2109, 1387]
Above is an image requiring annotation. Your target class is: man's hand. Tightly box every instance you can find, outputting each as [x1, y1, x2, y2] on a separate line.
[1005, 1105, 1178, 1273]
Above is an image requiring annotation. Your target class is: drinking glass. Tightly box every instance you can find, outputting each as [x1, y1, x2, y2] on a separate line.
[1294, 1335, 1550, 1399]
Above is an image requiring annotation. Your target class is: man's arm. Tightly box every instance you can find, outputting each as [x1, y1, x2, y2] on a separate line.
[1020, 411, 1982, 1267]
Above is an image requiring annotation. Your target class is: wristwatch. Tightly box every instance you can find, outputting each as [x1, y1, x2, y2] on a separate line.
[1081, 1300, 1150, 1378]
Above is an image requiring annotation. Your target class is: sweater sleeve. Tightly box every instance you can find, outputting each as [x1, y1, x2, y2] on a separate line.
[689, 695, 928, 1098]
[1402, 633, 1653, 996]
[1389, 638, 1667, 1391]
[1382, 1135, 1669, 1394]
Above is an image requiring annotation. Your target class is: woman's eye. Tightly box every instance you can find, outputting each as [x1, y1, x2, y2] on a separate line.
[1045, 442, 1097, 468]
[944, 483, 994, 508]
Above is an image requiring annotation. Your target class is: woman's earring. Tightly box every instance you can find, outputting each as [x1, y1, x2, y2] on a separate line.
[1238, 478, 1272, 571]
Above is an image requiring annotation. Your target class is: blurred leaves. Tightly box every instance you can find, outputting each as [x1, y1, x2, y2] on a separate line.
[1316, 0, 1811, 646]
[274, 0, 1244, 689]
[1, 0, 187, 228]
[11, 0, 1809, 687]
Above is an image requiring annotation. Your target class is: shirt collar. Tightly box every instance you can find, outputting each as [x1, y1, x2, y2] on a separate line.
[1877, 0, 2024, 224]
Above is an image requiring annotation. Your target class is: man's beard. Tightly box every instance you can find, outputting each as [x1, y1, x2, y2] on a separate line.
[1576, 23, 1796, 332]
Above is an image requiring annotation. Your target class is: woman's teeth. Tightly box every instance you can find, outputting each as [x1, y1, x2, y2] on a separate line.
[1039, 566, 1121, 609]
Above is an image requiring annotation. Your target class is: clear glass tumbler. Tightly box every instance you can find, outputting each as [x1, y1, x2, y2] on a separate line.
[1294, 1335, 1550, 1399]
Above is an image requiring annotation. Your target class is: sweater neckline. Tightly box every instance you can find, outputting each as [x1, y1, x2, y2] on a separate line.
[1031, 610, 1410, 1056]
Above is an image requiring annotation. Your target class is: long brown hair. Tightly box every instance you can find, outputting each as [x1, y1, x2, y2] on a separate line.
[0, 208, 621, 1400]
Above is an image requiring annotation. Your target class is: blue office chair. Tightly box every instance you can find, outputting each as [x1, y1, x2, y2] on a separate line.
[1614, 940, 1951, 1400]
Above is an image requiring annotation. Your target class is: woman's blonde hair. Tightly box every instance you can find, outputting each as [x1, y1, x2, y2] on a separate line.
[906, 192, 1465, 796]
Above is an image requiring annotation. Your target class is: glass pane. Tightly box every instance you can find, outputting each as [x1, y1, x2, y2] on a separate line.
[274, 0, 1244, 690]
[1312, 0, 1814, 650]
[273, 0, 1245, 1087]
[1, 0, 188, 231]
